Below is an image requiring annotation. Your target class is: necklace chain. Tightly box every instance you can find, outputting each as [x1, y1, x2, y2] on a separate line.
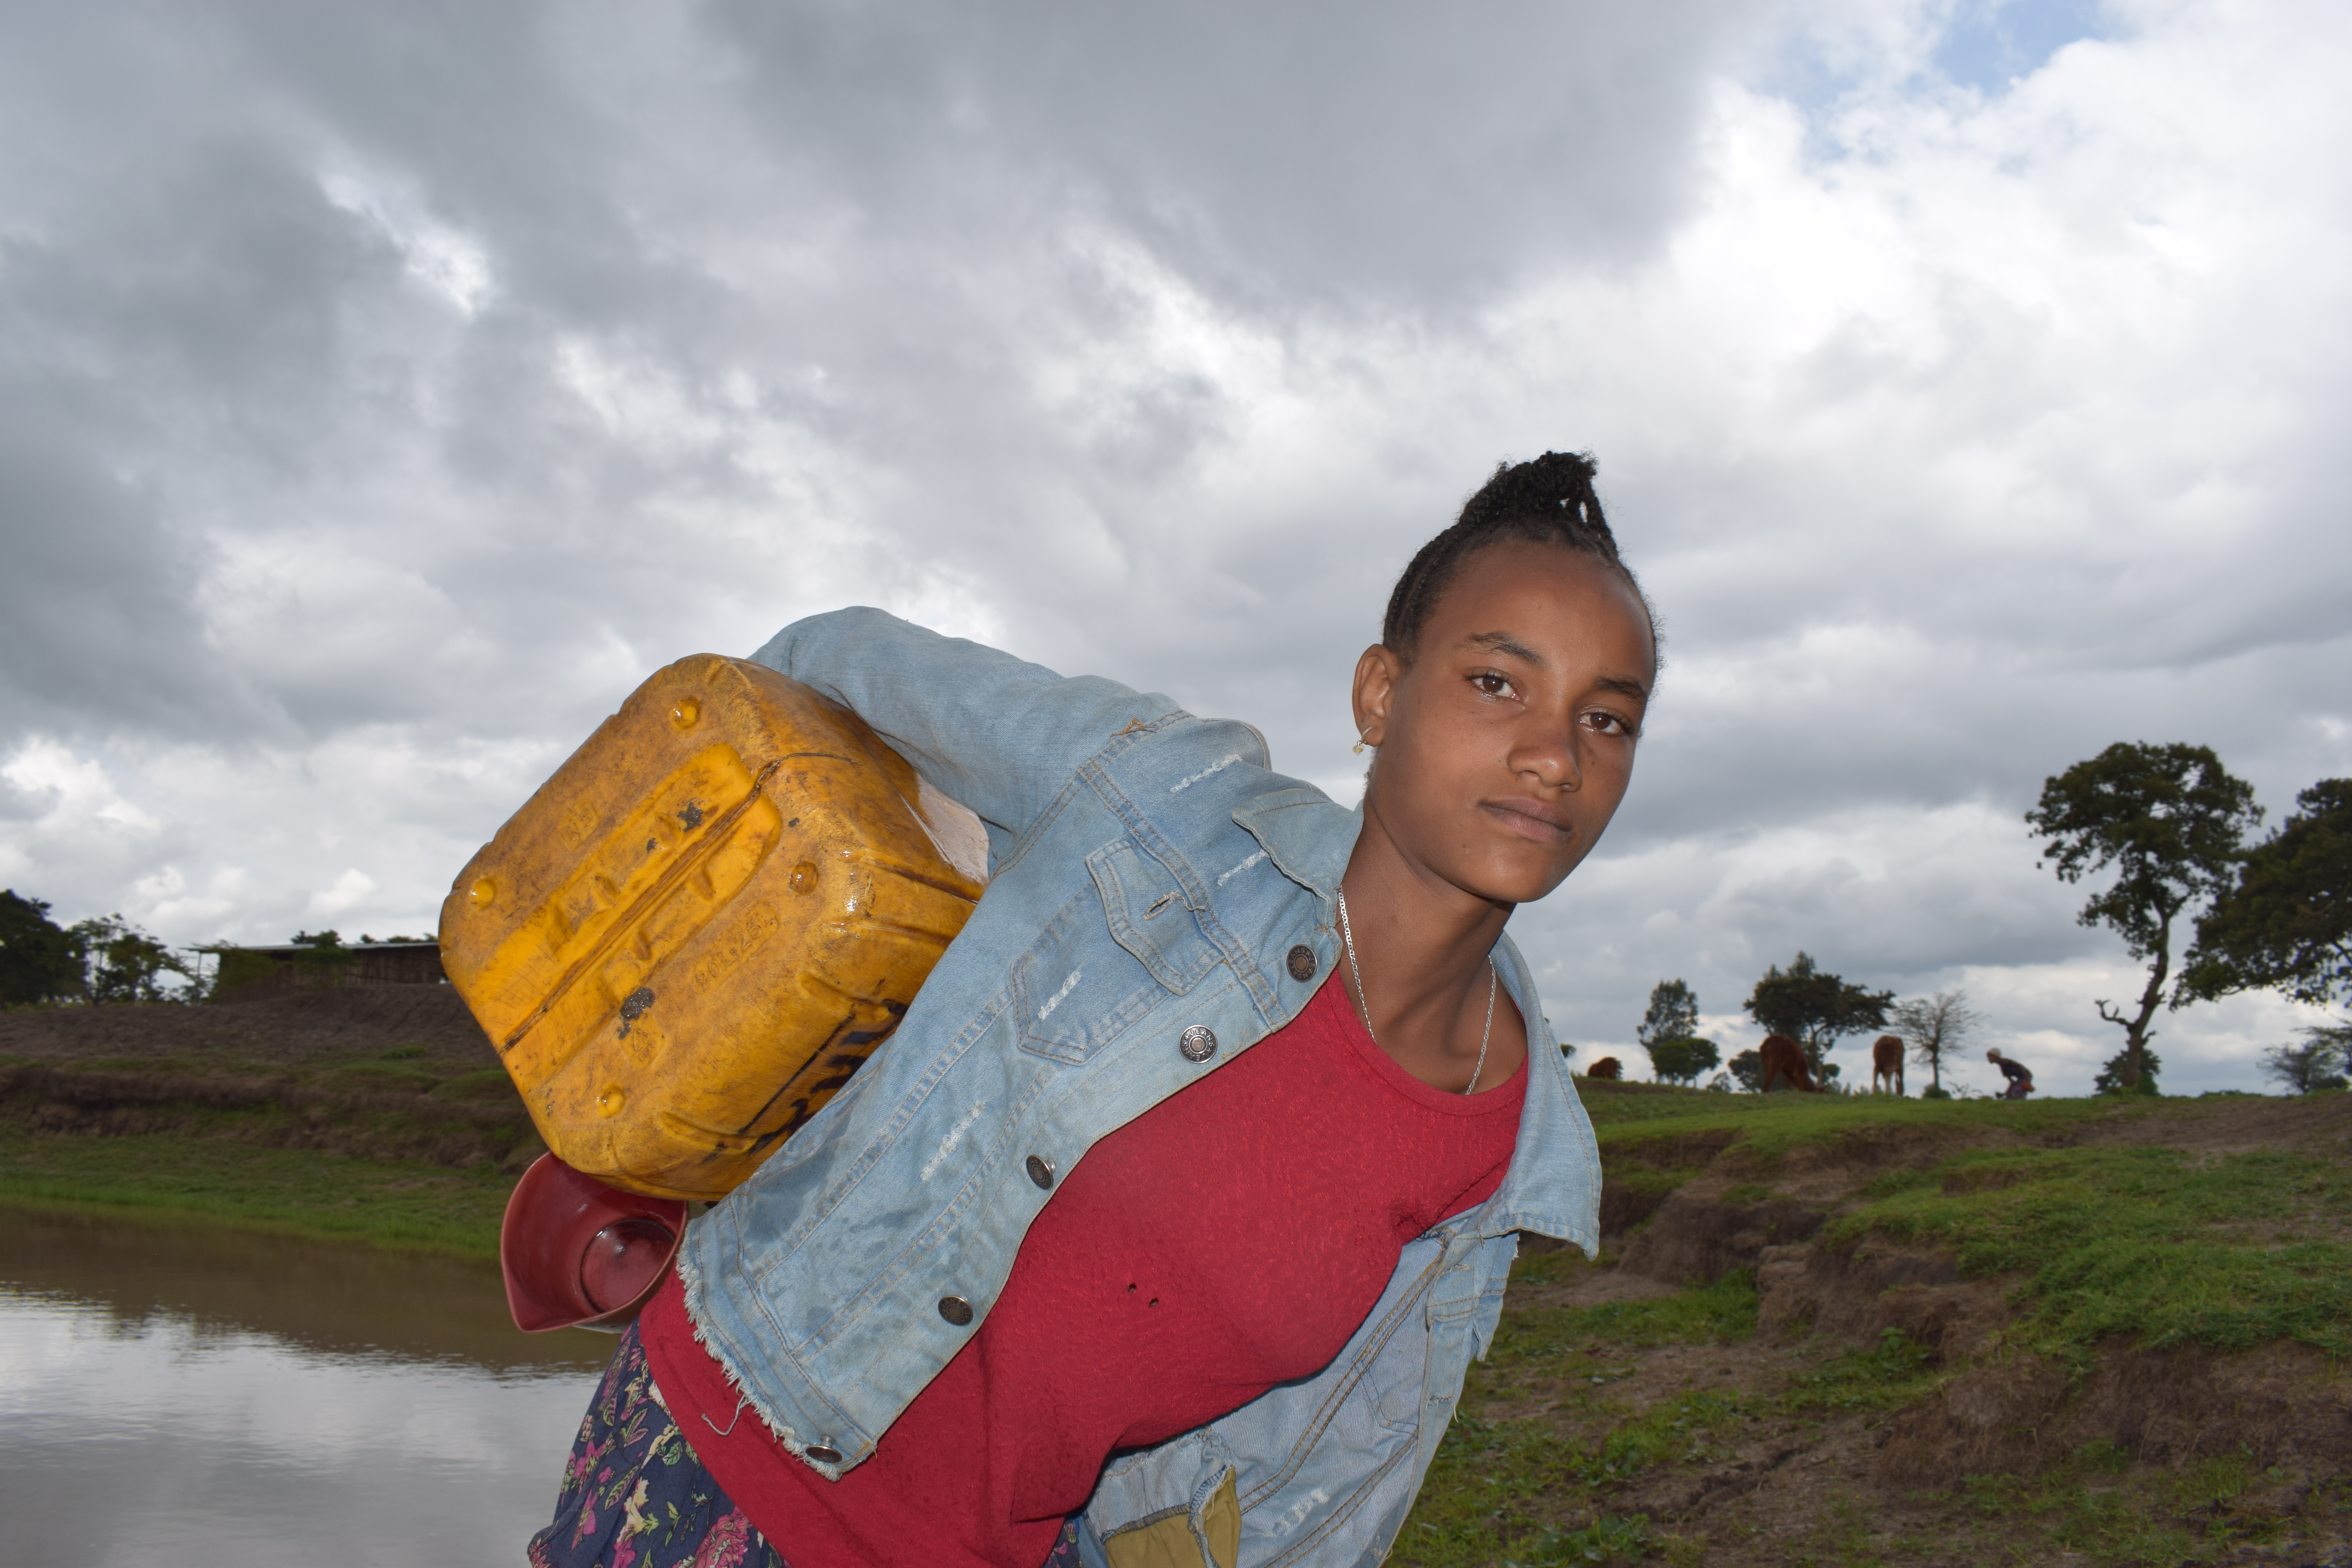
[1336, 888, 1496, 1096]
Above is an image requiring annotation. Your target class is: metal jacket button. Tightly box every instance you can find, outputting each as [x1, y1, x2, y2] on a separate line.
[1285, 944, 1316, 982]
[1025, 1154, 1056, 1190]
[938, 1295, 974, 1326]
[804, 1443, 843, 1464]
[1179, 1025, 1218, 1063]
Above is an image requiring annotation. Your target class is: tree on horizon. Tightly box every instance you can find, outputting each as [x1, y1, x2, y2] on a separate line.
[2027, 741, 2261, 1092]
[2177, 778, 2350, 1013]
[1891, 987, 1980, 1097]
[2259, 1025, 2350, 1096]
[0, 890, 82, 1005]
[1745, 952, 1893, 1083]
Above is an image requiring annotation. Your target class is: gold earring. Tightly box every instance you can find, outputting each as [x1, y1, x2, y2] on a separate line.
[1353, 732, 1371, 755]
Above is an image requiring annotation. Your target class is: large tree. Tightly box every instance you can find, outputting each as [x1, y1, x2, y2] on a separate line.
[1636, 978, 1700, 1079]
[2176, 778, 2352, 1011]
[2025, 742, 2261, 1092]
[1745, 951, 1893, 1083]
[1889, 987, 1980, 1098]
[0, 890, 82, 1005]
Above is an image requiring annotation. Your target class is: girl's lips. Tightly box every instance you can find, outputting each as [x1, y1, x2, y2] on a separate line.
[1483, 799, 1572, 843]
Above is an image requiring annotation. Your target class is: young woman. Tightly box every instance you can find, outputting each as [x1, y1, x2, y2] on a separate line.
[532, 452, 1657, 1568]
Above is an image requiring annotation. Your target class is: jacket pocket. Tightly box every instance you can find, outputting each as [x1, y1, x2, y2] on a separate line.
[1011, 877, 1169, 1064]
[1088, 837, 1220, 994]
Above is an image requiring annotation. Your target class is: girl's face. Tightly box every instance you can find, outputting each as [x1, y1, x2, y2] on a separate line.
[1354, 539, 1655, 909]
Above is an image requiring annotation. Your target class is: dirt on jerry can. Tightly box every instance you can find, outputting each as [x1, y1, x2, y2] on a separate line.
[440, 655, 990, 1202]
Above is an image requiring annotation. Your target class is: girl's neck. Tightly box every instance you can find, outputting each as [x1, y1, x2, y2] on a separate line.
[1337, 809, 1527, 1091]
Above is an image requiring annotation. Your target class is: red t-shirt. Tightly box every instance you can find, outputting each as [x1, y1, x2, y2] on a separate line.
[641, 973, 1525, 1568]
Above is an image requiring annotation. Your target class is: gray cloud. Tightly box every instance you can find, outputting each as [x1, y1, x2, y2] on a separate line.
[0, 0, 2345, 1098]
[0, 412, 263, 740]
[703, 1, 1745, 306]
[0, 0, 1766, 754]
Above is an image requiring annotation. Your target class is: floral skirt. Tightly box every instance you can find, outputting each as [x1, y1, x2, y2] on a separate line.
[528, 1324, 1085, 1568]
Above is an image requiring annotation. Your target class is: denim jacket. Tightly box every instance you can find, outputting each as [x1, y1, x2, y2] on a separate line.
[675, 608, 1602, 1568]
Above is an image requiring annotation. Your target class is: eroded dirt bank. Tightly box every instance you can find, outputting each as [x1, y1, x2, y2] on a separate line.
[1396, 1086, 2352, 1568]
[0, 987, 538, 1168]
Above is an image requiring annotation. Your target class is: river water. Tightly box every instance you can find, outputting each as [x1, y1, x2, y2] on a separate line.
[0, 1209, 613, 1568]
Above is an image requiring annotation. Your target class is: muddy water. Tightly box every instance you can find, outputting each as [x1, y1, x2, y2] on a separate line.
[0, 1209, 614, 1568]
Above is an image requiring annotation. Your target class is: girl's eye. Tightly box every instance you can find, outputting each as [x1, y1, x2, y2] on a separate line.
[1470, 671, 1518, 699]
[1586, 711, 1637, 737]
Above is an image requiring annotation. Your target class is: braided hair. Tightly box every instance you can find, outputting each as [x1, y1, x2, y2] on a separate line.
[1381, 452, 1653, 657]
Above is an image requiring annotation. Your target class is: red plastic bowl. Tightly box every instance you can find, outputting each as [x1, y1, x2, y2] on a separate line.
[500, 1153, 689, 1334]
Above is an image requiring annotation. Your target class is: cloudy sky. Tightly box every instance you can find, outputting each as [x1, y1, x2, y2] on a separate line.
[3, 0, 2345, 1094]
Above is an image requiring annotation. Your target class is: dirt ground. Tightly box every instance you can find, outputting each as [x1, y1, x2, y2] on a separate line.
[0, 987, 534, 1167]
[1401, 1091, 2352, 1568]
[1468, 1256, 2349, 1567]
[0, 984, 501, 1071]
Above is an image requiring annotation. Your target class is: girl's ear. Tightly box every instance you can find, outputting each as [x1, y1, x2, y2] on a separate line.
[1352, 644, 1401, 750]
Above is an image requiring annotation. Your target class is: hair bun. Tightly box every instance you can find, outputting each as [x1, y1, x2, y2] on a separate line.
[1456, 451, 1607, 539]
[1381, 450, 1642, 654]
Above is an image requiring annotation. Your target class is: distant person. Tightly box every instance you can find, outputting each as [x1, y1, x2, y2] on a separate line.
[1987, 1048, 2034, 1100]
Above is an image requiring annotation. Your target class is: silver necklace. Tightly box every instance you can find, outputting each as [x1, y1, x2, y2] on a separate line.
[1336, 887, 1497, 1095]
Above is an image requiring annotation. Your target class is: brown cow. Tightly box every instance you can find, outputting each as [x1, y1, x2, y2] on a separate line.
[1871, 1034, 1905, 1095]
[1584, 1056, 1623, 1081]
[1758, 1034, 1818, 1093]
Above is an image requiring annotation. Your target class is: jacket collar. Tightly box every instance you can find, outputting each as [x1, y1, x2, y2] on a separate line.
[1230, 786, 1359, 898]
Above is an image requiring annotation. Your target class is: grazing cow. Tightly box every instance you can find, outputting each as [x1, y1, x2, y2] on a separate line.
[1584, 1056, 1622, 1081]
[1758, 1034, 1818, 1093]
[1872, 1034, 1906, 1096]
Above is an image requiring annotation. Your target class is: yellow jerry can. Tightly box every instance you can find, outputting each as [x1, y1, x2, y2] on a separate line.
[439, 655, 989, 1201]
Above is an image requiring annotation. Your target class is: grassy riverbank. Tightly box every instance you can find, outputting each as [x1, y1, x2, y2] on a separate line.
[0, 1131, 514, 1257]
[0, 987, 528, 1256]
[7, 999, 2348, 1563]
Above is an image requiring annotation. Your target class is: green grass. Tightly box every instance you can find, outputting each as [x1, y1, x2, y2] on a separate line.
[1574, 1087, 2352, 1368]
[1492, 1268, 1761, 1364]
[1836, 1145, 2352, 1362]
[0, 1045, 539, 1239]
[1403, 1088, 2352, 1565]
[1782, 1496, 1901, 1568]
[1400, 1388, 1754, 1564]
[1954, 1445, 2297, 1567]
[1584, 1089, 2156, 1163]
[318, 1060, 446, 1093]
[1575, 1082, 1757, 1127]
[1392, 1273, 1760, 1565]
[1591, 1161, 1699, 1205]
[1780, 1326, 1942, 1415]
[430, 1065, 529, 1101]
[3, 1094, 532, 1167]
[1398, 1404, 1673, 1566]
[0, 1130, 512, 1257]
